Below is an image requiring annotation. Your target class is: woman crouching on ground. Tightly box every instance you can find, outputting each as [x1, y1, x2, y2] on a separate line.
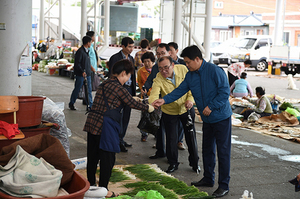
[83, 59, 154, 197]
[242, 86, 272, 120]
[230, 72, 253, 98]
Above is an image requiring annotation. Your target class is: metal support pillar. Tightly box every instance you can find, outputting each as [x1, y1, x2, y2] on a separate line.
[97, 0, 110, 55]
[174, 0, 182, 48]
[81, 0, 88, 43]
[48, 0, 51, 39]
[58, 0, 63, 43]
[94, 0, 97, 49]
[274, 0, 283, 45]
[203, 0, 213, 60]
[0, 0, 32, 95]
[43, 0, 62, 44]
[39, 0, 45, 42]
[188, 0, 194, 45]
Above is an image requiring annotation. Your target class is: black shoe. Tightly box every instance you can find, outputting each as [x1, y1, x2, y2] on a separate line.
[165, 164, 178, 173]
[191, 178, 214, 187]
[124, 142, 132, 147]
[69, 104, 76, 110]
[212, 188, 229, 198]
[192, 165, 201, 174]
[149, 154, 166, 159]
[119, 143, 128, 152]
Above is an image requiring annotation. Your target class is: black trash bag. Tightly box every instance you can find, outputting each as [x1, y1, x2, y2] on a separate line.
[137, 94, 161, 135]
[289, 177, 300, 192]
[137, 108, 161, 136]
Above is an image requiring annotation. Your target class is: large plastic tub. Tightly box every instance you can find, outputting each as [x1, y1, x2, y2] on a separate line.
[0, 96, 45, 128]
[0, 170, 90, 199]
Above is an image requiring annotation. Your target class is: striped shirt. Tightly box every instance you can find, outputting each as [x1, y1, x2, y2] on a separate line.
[83, 76, 149, 135]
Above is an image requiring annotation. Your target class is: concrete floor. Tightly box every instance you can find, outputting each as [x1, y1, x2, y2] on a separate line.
[31, 67, 300, 198]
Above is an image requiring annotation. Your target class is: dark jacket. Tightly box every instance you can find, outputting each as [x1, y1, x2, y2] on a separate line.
[74, 46, 91, 77]
[144, 59, 179, 91]
[177, 57, 186, 65]
[163, 60, 232, 123]
[108, 50, 136, 96]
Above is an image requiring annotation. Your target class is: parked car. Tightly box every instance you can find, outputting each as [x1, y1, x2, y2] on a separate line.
[230, 35, 273, 71]
[210, 41, 222, 48]
[211, 38, 239, 65]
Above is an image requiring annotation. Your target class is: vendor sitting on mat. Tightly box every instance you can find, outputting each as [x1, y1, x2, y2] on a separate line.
[242, 87, 273, 120]
[230, 72, 253, 98]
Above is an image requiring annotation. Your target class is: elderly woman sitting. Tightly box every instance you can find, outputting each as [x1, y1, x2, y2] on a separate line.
[230, 72, 253, 98]
[242, 87, 273, 120]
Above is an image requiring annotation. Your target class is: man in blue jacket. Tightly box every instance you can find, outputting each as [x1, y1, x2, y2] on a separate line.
[152, 45, 232, 198]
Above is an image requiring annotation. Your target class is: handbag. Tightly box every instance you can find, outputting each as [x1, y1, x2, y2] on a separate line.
[92, 73, 101, 91]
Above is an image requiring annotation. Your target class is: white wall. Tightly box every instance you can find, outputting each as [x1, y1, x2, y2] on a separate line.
[0, 0, 32, 95]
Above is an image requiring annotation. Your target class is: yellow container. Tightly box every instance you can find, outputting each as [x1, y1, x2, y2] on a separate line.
[275, 68, 281, 75]
[268, 64, 272, 75]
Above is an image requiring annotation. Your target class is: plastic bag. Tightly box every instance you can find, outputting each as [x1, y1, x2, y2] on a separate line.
[92, 73, 101, 91]
[78, 86, 85, 99]
[247, 112, 261, 122]
[285, 107, 300, 117]
[137, 108, 161, 136]
[135, 190, 164, 199]
[42, 97, 70, 157]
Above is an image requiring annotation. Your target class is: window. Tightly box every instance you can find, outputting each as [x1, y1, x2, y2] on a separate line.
[220, 31, 232, 42]
[256, 29, 264, 35]
[235, 38, 257, 49]
[257, 39, 269, 48]
[283, 32, 290, 45]
[241, 30, 254, 36]
[214, 1, 223, 9]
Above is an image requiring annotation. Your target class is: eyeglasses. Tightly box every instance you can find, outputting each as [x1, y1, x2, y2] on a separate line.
[158, 64, 171, 72]
[156, 51, 167, 56]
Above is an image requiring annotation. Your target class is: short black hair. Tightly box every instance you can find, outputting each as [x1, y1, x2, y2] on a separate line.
[86, 31, 95, 37]
[82, 36, 92, 45]
[112, 59, 134, 75]
[244, 60, 252, 65]
[157, 56, 172, 65]
[180, 45, 203, 60]
[140, 39, 149, 49]
[141, 52, 155, 63]
[241, 72, 247, 79]
[255, 87, 265, 95]
[121, 37, 134, 47]
[157, 43, 170, 52]
[168, 42, 178, 50]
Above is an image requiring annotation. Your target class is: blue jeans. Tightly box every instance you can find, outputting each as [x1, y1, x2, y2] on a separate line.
[69, 75, 93, 107]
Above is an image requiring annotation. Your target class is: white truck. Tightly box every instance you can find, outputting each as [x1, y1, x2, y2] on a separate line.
[268, 45, 300, 75]
[230, 35, 273, 71]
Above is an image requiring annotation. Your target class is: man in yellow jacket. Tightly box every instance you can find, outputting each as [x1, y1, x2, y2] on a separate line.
[148, 56, 200, 173]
